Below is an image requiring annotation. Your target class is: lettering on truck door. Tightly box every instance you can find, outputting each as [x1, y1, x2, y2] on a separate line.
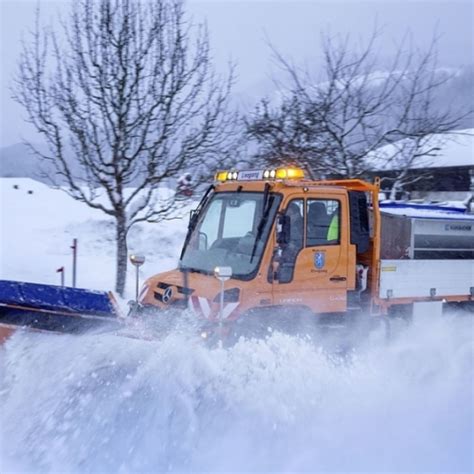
[272, 194, 349, 313]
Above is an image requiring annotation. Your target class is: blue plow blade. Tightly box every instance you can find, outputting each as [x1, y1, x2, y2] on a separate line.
[0, 280, 123, 334]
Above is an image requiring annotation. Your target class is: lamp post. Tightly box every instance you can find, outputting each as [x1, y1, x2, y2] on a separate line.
[130, 254, 146, 302]
[71, 238, 77, 287]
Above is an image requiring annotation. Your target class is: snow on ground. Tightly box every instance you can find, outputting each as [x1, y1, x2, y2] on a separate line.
[0, 177, 192, 297]
[1, 313, 472, 472]
[0, 177, 473, 473]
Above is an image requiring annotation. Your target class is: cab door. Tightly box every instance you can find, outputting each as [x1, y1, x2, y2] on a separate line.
[272, 193, 350, 313]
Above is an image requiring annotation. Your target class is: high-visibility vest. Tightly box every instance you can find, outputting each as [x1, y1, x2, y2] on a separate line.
[327, 215, 339, 240]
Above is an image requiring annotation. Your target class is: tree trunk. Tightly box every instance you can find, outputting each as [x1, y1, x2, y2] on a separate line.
[115, 215, 128, 297]
[389, 180, 401, 201]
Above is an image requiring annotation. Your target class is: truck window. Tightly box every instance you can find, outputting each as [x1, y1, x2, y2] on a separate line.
[181, 191, 281, 280]
[278, 199, 304, 284]
[306, 199, 340, 246]
[199, 199, 223, 248]
[286, 199, 304, 248]
[222, 200, 256, 238]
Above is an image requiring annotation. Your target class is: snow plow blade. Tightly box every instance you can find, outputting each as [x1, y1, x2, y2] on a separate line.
[0, 280, 122, 335]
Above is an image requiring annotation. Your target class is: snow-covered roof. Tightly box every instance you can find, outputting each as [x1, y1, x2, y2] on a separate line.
[380, 201, 474, 220]
[367, 129, 474, 171]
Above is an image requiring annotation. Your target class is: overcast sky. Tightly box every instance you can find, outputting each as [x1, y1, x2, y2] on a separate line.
[0, 0, 472, 147]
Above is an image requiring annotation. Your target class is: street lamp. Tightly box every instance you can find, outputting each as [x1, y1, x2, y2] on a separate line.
[130, 254, 146, 302]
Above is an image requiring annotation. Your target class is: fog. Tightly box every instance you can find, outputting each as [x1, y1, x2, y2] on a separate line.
[1, 0, 473, 146]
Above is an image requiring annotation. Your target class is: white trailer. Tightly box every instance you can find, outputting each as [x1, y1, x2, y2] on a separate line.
[376, 204, 474, 314]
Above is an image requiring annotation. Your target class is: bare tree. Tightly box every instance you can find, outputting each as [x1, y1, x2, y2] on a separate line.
[246, 30, 472, 186]
[376, 134, 445, 200]
[245, 95, 330, 179]
[13, 0, 238, 296]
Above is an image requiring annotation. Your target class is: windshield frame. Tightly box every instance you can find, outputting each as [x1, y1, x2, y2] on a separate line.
[180, 190, 282, 281]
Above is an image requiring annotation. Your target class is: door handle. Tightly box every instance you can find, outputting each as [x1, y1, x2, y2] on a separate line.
[330, 276, 346, 282]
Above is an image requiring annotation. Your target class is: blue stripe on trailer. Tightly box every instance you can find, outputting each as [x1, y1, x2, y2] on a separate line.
[0, 280, 117, 318]
[379, 202, 467, 214]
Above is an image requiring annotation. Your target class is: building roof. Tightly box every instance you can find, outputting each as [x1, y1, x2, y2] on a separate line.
[367, 129, 473, 171]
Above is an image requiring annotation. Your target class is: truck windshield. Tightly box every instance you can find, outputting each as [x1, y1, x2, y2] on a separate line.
[181, 192, 281, 279]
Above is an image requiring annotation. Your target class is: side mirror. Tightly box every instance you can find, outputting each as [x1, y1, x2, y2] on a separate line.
[214, 266, 232, 281]
[276, 214, 291, 245]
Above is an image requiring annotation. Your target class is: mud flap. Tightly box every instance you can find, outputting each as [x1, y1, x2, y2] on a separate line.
[0, 280, 122, 334]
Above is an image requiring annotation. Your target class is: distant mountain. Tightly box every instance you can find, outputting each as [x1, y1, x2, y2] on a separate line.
[242, 64, 474, 130]
[430, 65, 474, 130]
[0, 143, 57, 185]
[0, 142, 85, 185]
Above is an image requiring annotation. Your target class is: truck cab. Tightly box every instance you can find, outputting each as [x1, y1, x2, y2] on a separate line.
[137, 168, 380, 331]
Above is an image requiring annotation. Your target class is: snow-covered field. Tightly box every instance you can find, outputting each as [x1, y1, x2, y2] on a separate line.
[0, 177, 473, 473]
[0, 178, 190, 297]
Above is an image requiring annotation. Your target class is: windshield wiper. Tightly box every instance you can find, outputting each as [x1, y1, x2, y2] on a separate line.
[179, 185, 214, 262]
[250, 183, 272, 263]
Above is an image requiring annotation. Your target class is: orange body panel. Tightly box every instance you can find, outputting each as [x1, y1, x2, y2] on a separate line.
[271, 187, 351, 313]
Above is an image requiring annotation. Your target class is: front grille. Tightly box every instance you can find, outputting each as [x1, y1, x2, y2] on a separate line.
[154, 282, 194, 304]
[153, 291, 187, 308]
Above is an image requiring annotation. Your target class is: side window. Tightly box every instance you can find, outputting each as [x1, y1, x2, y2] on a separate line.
[285, 199, 304, 249]
[306, 199, 340, 246]
[278, 199, 304, 284]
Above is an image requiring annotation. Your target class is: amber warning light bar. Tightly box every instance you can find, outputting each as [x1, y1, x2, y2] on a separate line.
[215, 167, 305, 182]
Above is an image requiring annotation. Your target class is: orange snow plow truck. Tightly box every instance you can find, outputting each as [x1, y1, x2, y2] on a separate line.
[0, 167, 473, 342]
